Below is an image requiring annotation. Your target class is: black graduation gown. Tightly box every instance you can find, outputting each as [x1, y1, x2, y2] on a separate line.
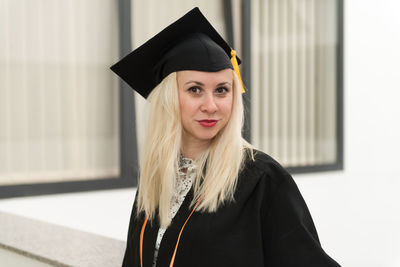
[122, 150, 340, 267]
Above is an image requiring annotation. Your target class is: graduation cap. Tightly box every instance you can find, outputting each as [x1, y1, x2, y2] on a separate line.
[110, 7, 244, 99]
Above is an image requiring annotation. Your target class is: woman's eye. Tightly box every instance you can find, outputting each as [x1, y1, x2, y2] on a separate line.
[215, 87, 229, 94]
[188, 86, 201, 94]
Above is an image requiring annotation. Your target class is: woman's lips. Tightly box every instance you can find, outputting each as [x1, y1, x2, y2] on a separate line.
[198, 120, 218, 127]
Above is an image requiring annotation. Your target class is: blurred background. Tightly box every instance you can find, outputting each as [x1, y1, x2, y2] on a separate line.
[1, 0, 400, 266]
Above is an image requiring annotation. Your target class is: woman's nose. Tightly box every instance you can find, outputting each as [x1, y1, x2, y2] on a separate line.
[200, 92, 217, 113]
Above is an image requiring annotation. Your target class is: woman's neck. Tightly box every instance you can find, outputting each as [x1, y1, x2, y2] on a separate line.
[181, 137, 210, 159]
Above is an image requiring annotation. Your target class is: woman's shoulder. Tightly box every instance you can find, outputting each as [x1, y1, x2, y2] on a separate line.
[241, 148, 293, 187]
[230, 149, 306, 225]
[233, 148, 297, 204]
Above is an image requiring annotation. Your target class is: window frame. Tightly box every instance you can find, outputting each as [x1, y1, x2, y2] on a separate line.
[0, 0, 138, 199]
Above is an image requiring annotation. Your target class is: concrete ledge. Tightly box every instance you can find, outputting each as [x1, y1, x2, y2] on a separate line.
[0, 211, 125, 267]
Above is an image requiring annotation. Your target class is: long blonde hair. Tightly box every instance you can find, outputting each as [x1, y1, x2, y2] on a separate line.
[136, 70, 253, 227]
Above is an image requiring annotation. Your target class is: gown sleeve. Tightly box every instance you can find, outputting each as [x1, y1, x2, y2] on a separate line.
[261, 172, 341, 266]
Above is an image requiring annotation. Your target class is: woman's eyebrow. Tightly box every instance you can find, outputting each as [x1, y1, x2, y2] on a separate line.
[185, 80, 204, 86]
[217, 81, 232, 86]
[184, 81, 232, 86]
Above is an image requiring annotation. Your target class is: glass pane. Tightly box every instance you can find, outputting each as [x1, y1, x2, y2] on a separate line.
[0, 0, 120, 185]
[250, 0, 338, 167]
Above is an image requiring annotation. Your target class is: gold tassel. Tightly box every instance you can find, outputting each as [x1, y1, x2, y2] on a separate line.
[230, 49, 245, 93]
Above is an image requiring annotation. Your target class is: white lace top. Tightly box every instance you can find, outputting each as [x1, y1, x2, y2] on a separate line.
[152, 156, 196, 267]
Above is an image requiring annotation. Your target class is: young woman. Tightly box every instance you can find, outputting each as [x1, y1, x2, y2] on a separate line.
[111, 7, 340, 267]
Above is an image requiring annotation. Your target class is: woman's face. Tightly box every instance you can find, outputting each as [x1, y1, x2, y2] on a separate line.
[177, 69, 233, 146]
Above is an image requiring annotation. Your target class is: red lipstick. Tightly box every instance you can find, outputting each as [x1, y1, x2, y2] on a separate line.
[198, 120, 218, 127]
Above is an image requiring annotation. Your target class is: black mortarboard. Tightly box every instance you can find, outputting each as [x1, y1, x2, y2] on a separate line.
[110, 7, 243, 99]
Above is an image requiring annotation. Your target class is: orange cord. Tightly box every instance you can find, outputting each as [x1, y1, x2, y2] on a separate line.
[140, 217, 148, 267]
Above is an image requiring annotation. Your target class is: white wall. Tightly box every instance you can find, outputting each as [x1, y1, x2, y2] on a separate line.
[1, 1, 400, 266]
[295, 0, 400, 266]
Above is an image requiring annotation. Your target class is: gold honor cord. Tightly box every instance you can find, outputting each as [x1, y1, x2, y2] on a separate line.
[140, 198, 203, 267]
[230, 49, 245, 93]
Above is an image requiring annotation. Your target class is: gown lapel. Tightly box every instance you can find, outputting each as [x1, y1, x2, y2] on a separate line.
[155, 188, 194, 267]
